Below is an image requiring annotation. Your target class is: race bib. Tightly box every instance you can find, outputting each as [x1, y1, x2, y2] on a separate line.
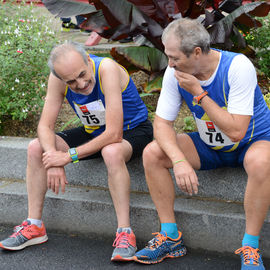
[195, 117, 235, 147]
[74, 99, 105, 126]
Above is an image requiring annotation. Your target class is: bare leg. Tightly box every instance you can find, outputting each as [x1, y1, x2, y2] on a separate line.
[243, 140, 270, 236]
[142, 134, 200, 223]
[27, 136, 69, 220]
[101, 140, 132, 228]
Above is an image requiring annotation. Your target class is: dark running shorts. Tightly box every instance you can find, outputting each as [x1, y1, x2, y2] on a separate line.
[187, 131, 270, 170]
[57, 119, 153, 161]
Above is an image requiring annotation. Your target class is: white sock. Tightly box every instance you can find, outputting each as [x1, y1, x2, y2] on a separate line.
[27, 218, 42, 228]
[117, 227, 132, 234]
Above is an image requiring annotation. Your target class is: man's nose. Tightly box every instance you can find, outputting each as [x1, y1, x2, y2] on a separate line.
[77, 78, 85, 89]
[168, 58, 175, 68]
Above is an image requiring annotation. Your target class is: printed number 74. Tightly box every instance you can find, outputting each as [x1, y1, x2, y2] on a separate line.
[205, 132, 225, 144]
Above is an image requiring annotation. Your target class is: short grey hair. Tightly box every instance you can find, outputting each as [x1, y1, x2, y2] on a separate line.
[162, 18, 210, 57]
[48, 40, 88, 79]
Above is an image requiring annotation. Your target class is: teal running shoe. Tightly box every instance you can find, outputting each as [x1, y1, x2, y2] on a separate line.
[133, 231, 187, 264]
[235, 246, 265, 269]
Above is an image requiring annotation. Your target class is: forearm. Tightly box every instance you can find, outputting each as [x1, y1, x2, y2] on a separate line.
[76, 128, 122, 159]
[37, 124, 57, 152]
[200, 96, 247, 141]
[154, 119, 185, 163]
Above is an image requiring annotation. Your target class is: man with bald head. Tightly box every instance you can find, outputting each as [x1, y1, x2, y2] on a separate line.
[0, 41, 153, 261]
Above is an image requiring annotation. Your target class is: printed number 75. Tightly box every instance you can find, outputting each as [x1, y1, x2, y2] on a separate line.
[82, 114, 100, 124]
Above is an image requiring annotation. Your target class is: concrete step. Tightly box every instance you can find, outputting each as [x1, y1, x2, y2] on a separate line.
[1, 179, 269, 258]
[0, 136, 269, 258]
[0, 136, 246, 202]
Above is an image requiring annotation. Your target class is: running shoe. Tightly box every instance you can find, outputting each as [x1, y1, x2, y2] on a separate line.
[61, 22, 80, 32]
[111, 228, 137, 261]
[133, 231, 187, 264]
[235, 246, 265, 269]
[0, 220, 48, 251]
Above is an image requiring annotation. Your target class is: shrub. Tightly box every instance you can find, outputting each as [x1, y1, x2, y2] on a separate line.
[264, 93, 270, 109]
[245, 14, 270, 78]
[0, 0, 58, 126]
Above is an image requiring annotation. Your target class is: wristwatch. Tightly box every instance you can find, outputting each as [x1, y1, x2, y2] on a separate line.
[68, 148, 79, 163]
[193, 91, 208, 104]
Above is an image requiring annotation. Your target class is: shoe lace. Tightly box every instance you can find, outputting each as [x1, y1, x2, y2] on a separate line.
[235, 246, 260, 265]
[11, 221, 29, 237]
[147, 232, 167, 250]
[113, 232, 130, 248]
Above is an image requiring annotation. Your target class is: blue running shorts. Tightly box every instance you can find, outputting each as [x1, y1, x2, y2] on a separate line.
[187, 132, 270, 170]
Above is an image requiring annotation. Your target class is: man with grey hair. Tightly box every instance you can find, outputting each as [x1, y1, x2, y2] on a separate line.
[0, 41, 153, 262]
[133, 18, 270, 269]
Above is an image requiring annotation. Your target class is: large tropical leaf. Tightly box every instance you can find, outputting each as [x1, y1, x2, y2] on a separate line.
[111, 46, 167, 74]
[89, 0, 165, 50]
[206, 1, 270, 48]
[42, 0, 97, 17]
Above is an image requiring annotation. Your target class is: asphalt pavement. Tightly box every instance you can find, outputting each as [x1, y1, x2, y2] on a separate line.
[1, 225, 269, 270]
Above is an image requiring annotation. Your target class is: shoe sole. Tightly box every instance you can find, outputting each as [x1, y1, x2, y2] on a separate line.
[133, 247, 187, 264]
[0, 235, 48, 251]
[111, 254, 134, 262]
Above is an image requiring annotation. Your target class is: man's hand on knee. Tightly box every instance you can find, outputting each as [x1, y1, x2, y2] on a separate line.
[173, 161, 199, 196]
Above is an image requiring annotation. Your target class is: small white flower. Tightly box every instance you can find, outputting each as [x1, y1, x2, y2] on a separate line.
[11, 87, 14, 90]
[15, 78, 20, 83]
[41, 83, 46, 88]
[14, 28, 20, 35]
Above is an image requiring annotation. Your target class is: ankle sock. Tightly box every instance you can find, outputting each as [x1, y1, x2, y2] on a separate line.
[117, 227, 132, 234]
[161, 223, 179, 239]
[27, 218, 42, 228]
[242, 233, 259, 249]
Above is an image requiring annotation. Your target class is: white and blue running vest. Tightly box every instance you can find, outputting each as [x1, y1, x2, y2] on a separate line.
[178, 50, 270, 152]
[65, 54, 148, 137]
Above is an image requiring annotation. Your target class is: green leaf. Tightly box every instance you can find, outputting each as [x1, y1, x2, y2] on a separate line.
[144, 75, 163, 93]
[111, 46, 167, 74]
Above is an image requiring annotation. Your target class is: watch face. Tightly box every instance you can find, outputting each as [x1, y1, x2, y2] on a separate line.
[193, 97, 199, 104]
[69, 148, 77, 156]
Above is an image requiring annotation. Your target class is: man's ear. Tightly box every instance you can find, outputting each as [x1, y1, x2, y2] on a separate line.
[193, 47, 202, 58]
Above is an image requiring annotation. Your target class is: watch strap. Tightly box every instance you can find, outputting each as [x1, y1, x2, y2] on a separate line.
[68, 148, 79, 163]
[194, 91, 208, 104]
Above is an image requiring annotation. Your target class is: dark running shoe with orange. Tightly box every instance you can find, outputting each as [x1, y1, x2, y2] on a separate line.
[111, 228, 137, 261]
[235, 246, 265, 269]
[0, 220, 48, 251]
[133, 231, 187, 264]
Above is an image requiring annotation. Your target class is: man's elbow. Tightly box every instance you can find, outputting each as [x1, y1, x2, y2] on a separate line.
[110, 130, 123, 143]
[228, 130, 246, 143]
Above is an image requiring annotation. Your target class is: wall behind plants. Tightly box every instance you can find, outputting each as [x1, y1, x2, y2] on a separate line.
[0, 0, 58, 130]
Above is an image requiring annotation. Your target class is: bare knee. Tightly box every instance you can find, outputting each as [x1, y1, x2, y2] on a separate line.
[27, 138, 43, 161]
[101, 143, 124, 168]
[245, 149, 270, 185]
[143, 141, 165, 168]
